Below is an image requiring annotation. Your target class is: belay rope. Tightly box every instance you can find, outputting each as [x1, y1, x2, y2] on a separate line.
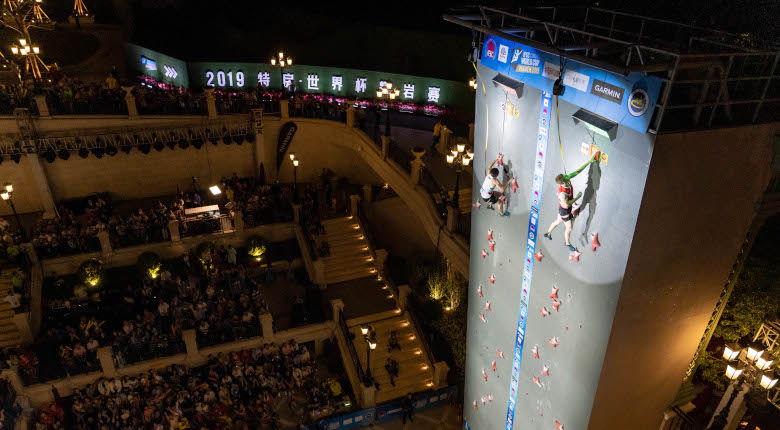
[555, 95, 568, 175]
[472, 61, 490, 177]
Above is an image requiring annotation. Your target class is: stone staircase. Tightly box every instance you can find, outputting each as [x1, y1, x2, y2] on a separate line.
[448, 187, 473, 213]
[349, 315, 434, 404]
[322, 217, 377, 284]
[0, 270, 21, 347]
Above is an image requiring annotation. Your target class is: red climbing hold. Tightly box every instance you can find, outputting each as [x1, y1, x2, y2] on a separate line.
[542, 365, 550, 376]
[533, 376, 542, 388]
[554, 419, 565, 430]
[473, 201, 482, 209]
[492, 361, 497, 372]
[485, 302, 492, 311]
[487, 394, 493, 402]
[478, 285, 484, 298]
[549, 337, 560, 348]
[487, 229, 493, 241]
[532, 345, 539, 359]
[592, 233, 601, 252]
[550, 285, 558, 299]
[540, 307, 550, 318]
[473, 401, 478, 410]
[496, 349, 504, 359]
[482, 369, 488, 381]
[553, 299, 561, 312]
[489, 240, 496, 252]
[479, 314, 487, 323]
[569, 250, 582, 262]
[497, 152, 504, 166]
[534, 250, 544, 262]
[481, 249, 488, 259]
[512, 177, 519, 193]
[488, 274, 496, 284]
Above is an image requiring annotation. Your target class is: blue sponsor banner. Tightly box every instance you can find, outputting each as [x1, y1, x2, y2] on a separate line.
[481, 36, 661, 134]
[308, 408, 375, 430]
[505, 92, 553, 430]
[377, 385, 458, 422]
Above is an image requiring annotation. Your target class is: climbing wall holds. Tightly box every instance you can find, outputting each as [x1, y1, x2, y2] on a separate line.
[496, 349, 504, 359]
[497, 152, 505, 166]
[532, 345, 539, 359]
[533, 376, 543, 388]
[488, 274, 496, 284]
[534, 249, 544, 261]
[485, 302, 492, 311]
[473, 201, 482, 209]
[473, 401, 478, 410]
[540, 307, 550, 318]
[489, 240, 496, 252]
[542, 365, 550, 376]
[549, 337, 560, 348]
[478, 285, 484, 298]
[487, 394, 493, 402]
[512, 177, 519, 193]
[479, 314, 488, 323]
[569, 250, 582, 262]
[481, 396, 487, 405]
[482, 369, 488, 381]
[498, 195, 506, 203]
[550, 285, 558, 299]
[481, 249, 488, 259]
[553, 299, 561, 312]
[591, 232, 601, 252]
[492, 361, 497, 371]
[487, 229, 494, 241]
[554, 419, 565, 430]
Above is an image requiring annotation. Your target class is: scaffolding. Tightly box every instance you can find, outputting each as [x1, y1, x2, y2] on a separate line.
[443, 6, 780, 133]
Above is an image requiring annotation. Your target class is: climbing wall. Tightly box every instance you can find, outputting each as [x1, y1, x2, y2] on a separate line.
[464, 62, 656, 430]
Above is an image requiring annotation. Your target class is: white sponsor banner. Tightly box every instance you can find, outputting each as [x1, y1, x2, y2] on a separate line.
[498, 44, 509, 63]
[542, 62, 561, 79]
[563, 70, 590, 92]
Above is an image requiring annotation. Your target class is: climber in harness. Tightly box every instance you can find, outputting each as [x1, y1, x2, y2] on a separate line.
[480, 157, 511, 216]
[544, 153, 598, 251]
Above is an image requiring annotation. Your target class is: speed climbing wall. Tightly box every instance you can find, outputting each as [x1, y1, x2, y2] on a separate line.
[465, 35, 661, 430]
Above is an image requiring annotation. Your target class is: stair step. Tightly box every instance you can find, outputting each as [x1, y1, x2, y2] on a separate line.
[0, 330, 20, 342]
[322, 218, 355, 227]
[325, 259, 375, 273]
[323, 248, 371, 260]
[370, 365, 432, 386]
[0, 337, 21, 348]
[327, 270, 378, 285]
[375, 379, 435, 403]
[0, 310, 14, 319]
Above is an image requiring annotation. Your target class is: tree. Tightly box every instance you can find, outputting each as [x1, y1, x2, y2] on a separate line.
[1, 0, 53, 79]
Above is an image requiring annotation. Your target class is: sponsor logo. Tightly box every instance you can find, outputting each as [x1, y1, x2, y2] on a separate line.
[563, 70, 590, 92]
[498, 44, 509, 63]
[543, 99, 549, 108]
[628, 88, 650, 117]
[539, 128, 547, 136]
[486, 39, 496, 59]
[542, 62, 561, 79]
[590, 79, 625, 104]
[511, 47, 522, 63]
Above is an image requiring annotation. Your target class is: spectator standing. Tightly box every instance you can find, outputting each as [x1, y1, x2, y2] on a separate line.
[402, 393, 415, 424]
[432, 119, 443, 149]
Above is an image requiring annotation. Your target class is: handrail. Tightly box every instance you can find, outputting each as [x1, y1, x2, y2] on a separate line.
[405, 304, 437, 367]
[338, 309, 366, 384]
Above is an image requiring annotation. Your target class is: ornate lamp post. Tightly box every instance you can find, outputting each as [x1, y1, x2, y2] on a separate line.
[1, 182, 26, 242]
[710, 342, 779, 430]
[360, 325, 377, 387]
[289, 152, 299, 203]
[446, 143, 473, 208]
[270, 52, 293, 96]
[376, 82, 400, 137]
[9, 39, 42, 80]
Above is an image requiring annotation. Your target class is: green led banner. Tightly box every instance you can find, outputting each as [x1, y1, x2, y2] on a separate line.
[126, 43, 190, 88]
[188, 62, 472, 108]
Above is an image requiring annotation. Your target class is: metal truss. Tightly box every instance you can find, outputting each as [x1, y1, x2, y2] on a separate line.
[444, 5, 780, 132]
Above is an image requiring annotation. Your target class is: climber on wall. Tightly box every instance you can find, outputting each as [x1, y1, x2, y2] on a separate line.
[480, 157, 511, 216]
[544, 153, 598, 251]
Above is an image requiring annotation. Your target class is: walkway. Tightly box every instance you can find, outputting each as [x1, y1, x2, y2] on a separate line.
[372, 402, 461, 430]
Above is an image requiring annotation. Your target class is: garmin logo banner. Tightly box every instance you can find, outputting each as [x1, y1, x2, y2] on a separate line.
[590, 79, 625, 104]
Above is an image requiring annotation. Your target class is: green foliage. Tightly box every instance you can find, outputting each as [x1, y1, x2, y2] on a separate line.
[77, 259, 105, 290]
[136, 252, 162, 279]
[194, 241, 216, 272]
[431, 284, 468, 379]
[695, 349, 727, 391]
[247, 236, 268, 262]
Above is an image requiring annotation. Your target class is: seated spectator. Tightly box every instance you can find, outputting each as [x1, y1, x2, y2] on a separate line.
[4, 289, 21, 310]
[388, 330, 402, 353]
[385, 357, 400, 387]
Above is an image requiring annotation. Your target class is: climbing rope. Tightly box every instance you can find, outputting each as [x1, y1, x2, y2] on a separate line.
[472, 61, 490, 176]
[555, 96, 568, 175]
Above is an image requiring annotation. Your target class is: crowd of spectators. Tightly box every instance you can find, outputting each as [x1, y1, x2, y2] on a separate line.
[34, 341, 342, 429]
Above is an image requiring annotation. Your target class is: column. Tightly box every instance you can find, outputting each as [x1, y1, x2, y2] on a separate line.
[280, 100, 290, 120]
[205, 88, 217, 119]
[292, 204, 301, 224]
[97, 346, 117, 377]
[260, 313, 273, 339]
[411, 148, 425, 185]
[263, 129, 277, 183]
[468, 123, 475, 145]
[362, 184, 373, 204]
[375, 249, 388, 273]
[34, 95, 50, 118]
[168, 220, 181, 242]
[446, 206, 458, 233]
[381, 136, 390, 159]
[346, 104, 356, 128]
[706, 381, 750, 430]
[314, 260, 326, 290]
[12, 312, 33, 344]
[121, 86, 138, 119]
[24, 153, 56, 219]
[182, 329, 200, 360]
[437, 127, 452, 155]
[232, 211, 244, 233]
[433, 361, 450, 389]
[253, 130, 264, 178]
[349, 194, 361, 218]
[20, 242, 37, 264]
[398, 284, 411, 309]
[97, 229, 112, 258]
[330, 299, 345, 323]
[360, 384, 377, 408]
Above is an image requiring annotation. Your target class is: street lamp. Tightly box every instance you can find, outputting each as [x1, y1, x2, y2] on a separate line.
[9, 39, 43, 80]
[289, 153, 299, 203]
[360, 325, 377, 387]
[270, 51, 293, 97]
[446, 143, 474, 208]
[1, 182, 27, 242]
[376, 81, 400, 138]
[469, 78, 478, 90]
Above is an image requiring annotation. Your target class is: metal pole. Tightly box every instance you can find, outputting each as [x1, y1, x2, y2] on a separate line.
[8, 199, 26, 242]
[293, 166, 298, 203]
[365, 341, 373, 385]
[385, 108, 391, 137]
[451, 166, 461, 209]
